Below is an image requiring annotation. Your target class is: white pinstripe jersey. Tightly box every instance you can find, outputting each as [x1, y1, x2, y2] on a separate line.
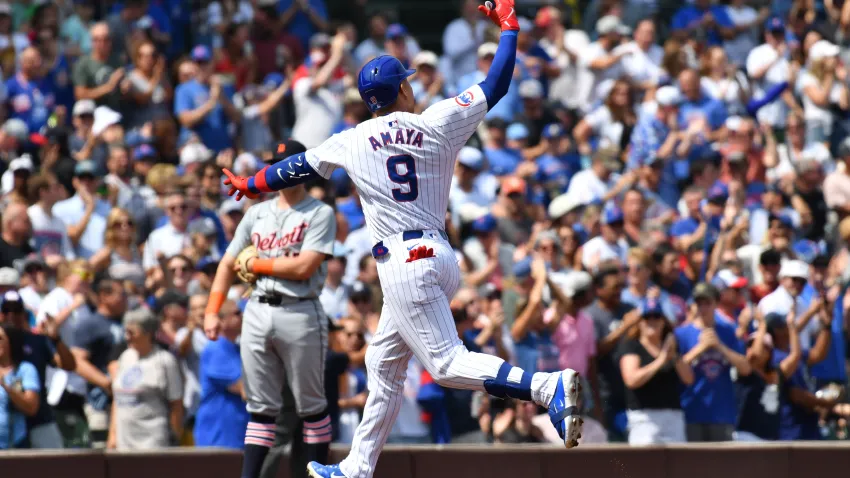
[305, 85, 488, 244]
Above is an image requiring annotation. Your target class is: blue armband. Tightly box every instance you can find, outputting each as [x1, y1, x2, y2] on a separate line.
[478, 30, 518, 110]
[246, 152, 321, 193]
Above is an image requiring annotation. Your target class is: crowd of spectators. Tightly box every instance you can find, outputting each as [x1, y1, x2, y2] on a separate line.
[1, 0, 850, 452]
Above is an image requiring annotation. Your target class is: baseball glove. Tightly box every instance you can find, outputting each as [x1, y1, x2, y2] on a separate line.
[235, 245, 259, 284]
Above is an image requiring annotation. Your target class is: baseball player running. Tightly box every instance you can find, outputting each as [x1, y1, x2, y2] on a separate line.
[222, 2, 582, 478]
[204, 140, 336, 478]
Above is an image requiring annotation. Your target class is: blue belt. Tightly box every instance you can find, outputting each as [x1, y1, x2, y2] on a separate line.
[372, 230, 448, 258]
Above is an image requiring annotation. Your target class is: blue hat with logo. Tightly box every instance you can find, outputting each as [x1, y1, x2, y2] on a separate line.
[639, 298, 665, 318]
[768, 212, 793, 229]
[766, 16, 785, 31]
[133, 144, 157, 161]
[707, 182, 729, 204]
[601, 204, 624, 225]
[358, 55, 416, 113]
[512, 257, 533, 279]
[471, 213, 498, 234]
[386, 23, 408, 40]
[542, 123, 565, 139]
[191, 44, 212, 63]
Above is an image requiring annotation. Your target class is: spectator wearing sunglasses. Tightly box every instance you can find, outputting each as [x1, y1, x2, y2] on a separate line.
[675, 283, 751, 442]
[90, 208, 144, 287]
[143, 189, 191, 273]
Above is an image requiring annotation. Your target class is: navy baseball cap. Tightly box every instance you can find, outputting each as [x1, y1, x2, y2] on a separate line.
[639, 298, 665, 318]
[766, 16, 785, 32]
[191, 44, 212, 63]
[768, 213, 793, 229]
[471, 213, 498, 234]
[386, 23, 408, 40]
[765, 312, 787, 332]
[542, 123, 565, 139]
[707, 183, 729, 204]
[263, 72, 285, 91]
[0, 290, 23, 313]
[267, 139, 308, 164]
[358, 55, 416, 113]
[133, 144, 157, 161]
[601, 204, 624, 225]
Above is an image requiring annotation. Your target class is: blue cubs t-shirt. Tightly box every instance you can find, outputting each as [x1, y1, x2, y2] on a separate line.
[676, 320, 743, 425]
[0, 362, 40, 449]
[5, 74, 50, 134]
[174, 79, 232, 152]
[195, 337, 249, 449]
[40, 55, 75, 120]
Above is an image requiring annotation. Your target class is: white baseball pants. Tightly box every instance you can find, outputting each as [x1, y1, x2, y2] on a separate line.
[339, 231, 558, 478]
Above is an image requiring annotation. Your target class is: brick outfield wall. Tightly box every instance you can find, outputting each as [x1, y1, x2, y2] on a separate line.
[2, 443, 850, 478]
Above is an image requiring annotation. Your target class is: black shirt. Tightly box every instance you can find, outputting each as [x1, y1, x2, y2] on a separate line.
[794, 186, 827, 241]
[0, 236, 33, 269]
[618, 339, 682, 411]
[586, 301, 633, 412]
[324, 351, 350, 440]
[736, 369, 781, 440]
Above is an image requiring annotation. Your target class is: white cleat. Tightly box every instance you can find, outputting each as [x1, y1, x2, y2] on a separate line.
[547, 369, 583, 448]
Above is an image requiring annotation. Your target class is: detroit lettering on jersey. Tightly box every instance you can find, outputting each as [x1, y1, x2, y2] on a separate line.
[252, 222, 308, 257]
[368, 125, 424, 151]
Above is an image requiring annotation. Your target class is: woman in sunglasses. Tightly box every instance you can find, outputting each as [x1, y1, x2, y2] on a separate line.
[90, 208, 144, 287]
[619, 299, 694, 445]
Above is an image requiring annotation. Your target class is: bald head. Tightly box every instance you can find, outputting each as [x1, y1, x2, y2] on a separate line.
[1, 202, 31, 242]
[90, 23, 111, 59]
[20, 47, 41, 77]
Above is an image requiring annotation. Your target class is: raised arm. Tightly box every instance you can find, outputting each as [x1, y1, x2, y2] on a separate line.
[477, 0, 519, 110]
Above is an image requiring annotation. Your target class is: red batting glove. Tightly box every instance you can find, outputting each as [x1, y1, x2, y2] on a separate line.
[478, 0, 519, 31]
[406, 245, 435, 263]
[222, 168, 258, 201]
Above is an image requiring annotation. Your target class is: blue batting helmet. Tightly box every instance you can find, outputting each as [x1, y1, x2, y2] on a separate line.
[358, 55, 416, 113]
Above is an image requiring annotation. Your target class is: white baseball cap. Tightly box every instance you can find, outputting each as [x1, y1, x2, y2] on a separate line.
[180, 143, 213, 167]
[779, 260, 809, 280]
[0, 267, 20, 287]
[477, 43, 498, 58]
[92, 106, 122, 136]
[808, 40, 841, 63]
[518, 79, 544, 99]
[414, 51, 439, 68]
[725, 116, 744, 131]
[559, 270, 593, 297]
[656, 86, 683, 107]
[72, 99, 96, 117]
[548, 193, 584, 220]
[457, 147, 484, 171]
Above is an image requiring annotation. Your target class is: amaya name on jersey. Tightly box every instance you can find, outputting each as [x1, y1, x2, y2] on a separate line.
[368, 125, 424, 151]
[252, 221, 308, 256]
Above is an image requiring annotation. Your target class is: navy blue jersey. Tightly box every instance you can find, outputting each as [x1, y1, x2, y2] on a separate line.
[736, 369, 781, 440]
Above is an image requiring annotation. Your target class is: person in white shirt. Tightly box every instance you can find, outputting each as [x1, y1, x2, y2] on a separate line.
[541, 9, 591, 111]
[723, 0, 768, 67]
[746, 17, 799, 130]
[450, 147, 497, 227]
[27, 173, 75, 261]
[581, 204, 628, 271]
[17, 256, 49, 314]
[580, 15, 633, 110]
[573, 79, 637, 154]
[143, 189, 191, 271]
[441, 0, 488, 88]
[701, 47, 749, 116]
[621, 19, 664, 92]
[757, 260, 821, 350]
[797, 40, 850, 145]
[320, 243, 350, 321]
[291, 33, 347, 148]
[51, 160, 112, 260]
[564, 145, 621, 206]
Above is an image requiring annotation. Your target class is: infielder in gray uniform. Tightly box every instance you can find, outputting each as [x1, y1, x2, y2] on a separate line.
[204, 140, 337, 478]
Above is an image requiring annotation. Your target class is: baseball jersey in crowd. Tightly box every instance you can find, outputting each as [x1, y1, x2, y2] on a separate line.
[71, 54, 123, 111]
[618, 338, 683, 411]
[675, 320, 743, 425]
[64, 311, 121, 410]
[735, 364, 781, 440]
[173, 327, 209, 417]
[671, 5, 729, 46]
[225, 196, 336, 298]
[809, 296, 848, 382]
[746, 44, 790, 128]
[0, 362, 39, 449]
[774, 349, 821, 440]
[195, 336, 248, 449]
[5, 74, 50, 134]
[174, 79, 233, 153]
[40, 54, 75, 116]
[27, 204, 75, 259]
[52, 195, 111, 259]
[678, 95, 728, 133]
[304, 84, 489, 244]
[112, 346, 183, 450]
